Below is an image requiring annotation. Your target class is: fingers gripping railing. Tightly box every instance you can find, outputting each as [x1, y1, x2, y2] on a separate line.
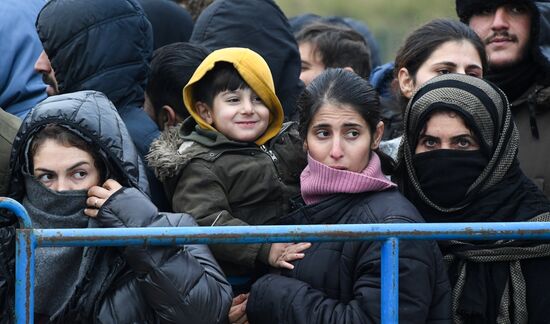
[3, 198, 550, 323]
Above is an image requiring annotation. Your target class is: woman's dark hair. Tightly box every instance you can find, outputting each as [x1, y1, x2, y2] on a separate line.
[393, 19, 487, 94]
[193, 61, 248, 107]
[298, 68, 395, 174]
[29, 124, 107, 181]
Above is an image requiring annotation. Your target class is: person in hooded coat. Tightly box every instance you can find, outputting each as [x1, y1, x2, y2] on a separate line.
[189, 0, 303, 120]
[0, 91, 232, 323]
[456, 0, 550, 198]
[0, 0, 46, 118]
[34, 0, 170, 210]
[396, 73, 550, 323]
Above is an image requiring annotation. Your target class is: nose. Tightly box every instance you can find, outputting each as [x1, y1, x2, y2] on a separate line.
[240, 99, 254, 114]
[34, 51, 52, 74]
[53, 177, 72, 192]
[491, 7, 510, 30]
[329, 138, 344, 160]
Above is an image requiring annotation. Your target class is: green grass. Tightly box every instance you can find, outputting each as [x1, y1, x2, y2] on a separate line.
[277, 0, 456, 62]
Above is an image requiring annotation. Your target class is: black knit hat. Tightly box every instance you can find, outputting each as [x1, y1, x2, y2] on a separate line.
[455, 0, 535, 23]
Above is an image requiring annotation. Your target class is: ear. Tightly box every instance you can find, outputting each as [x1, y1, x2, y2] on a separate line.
[195, 101, 213, 125]
[303, 139, 308, 153]
[371, 121, 384, 150]
[397, 67, 415, 99]
[159, 105, 179, 129]
[343, 66, 355, 74]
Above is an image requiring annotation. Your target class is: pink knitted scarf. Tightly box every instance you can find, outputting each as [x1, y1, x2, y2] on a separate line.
[300, 152, 396, 205]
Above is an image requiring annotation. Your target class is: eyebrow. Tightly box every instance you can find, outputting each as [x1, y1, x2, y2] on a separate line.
[35, 161, 91, 173]
[311, 122, 364, 129]
[434, 61, 482, 70]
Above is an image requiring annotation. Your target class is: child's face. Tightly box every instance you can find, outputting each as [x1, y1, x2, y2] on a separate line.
[200, 87, 270, 142]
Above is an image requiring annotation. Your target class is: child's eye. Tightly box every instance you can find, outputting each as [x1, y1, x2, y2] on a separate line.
[226, 97, 240, 103]
[252, 96, 264, 104]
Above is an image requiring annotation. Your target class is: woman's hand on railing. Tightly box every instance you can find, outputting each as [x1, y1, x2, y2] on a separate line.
[268, 242, 312, 269]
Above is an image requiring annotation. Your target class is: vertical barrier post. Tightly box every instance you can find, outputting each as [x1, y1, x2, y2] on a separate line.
[15, 229, 34, 324]
[381, 237, 399, 324]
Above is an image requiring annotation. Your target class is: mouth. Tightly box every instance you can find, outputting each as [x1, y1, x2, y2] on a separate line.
[235, 121, 258, 128]
[329, 165, 348, 170]
[487, 34, 517, 45]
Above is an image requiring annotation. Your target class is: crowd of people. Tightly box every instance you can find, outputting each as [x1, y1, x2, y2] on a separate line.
[1, 0, 549, 323]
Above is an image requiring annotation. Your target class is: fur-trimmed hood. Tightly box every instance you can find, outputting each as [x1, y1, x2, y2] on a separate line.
[147, 124, 197, 182]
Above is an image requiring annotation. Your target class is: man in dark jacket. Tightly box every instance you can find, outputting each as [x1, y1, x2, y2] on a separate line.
[190, 0, 303, 120]
[34, 0, 170, 208]
[456, 0, 550, 198]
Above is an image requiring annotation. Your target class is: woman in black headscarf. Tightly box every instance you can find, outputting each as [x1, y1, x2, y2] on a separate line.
[396, 73, 550, 324]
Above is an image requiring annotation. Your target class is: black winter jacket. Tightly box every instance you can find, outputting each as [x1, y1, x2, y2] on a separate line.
[35, 0, 169, 209]
[247, 190, 451, 324]
[0, 91, 232, 323]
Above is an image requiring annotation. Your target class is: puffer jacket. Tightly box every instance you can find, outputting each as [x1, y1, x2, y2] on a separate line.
[0, 91, 232, 323]
[147, 118, 306, 278]
[35, 0, 170, 209]
[247, 190, 452, 324]
[190, 0, 303, 119]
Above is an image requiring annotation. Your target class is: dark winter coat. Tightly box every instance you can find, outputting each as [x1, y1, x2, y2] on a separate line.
[35, 0, 171, 209]
[0, 91, 232, 323]
[246, 190, 452, 324]
[190, 0, 303, 119]
[147, 119, 306, 278]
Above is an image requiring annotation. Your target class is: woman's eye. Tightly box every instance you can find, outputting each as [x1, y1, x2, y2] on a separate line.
[437, 69, 451, 75]
[423, 139, 437, 148]
[73, 171, 88, 180]
[36, 173, 54, 183]
[467, 71, 481, 78]
[457, 138, 472, 148]
[315, 130, 330, 138]
[346, 130, 360, 138]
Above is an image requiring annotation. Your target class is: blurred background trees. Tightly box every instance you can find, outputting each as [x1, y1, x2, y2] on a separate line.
[278, 0, 455, 62]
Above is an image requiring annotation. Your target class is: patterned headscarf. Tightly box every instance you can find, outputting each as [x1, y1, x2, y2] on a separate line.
[397, 73, 519, 213]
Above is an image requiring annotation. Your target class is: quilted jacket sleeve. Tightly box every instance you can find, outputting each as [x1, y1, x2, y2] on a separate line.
[98, 187, 233, 324]
[246, 239, 451, 324]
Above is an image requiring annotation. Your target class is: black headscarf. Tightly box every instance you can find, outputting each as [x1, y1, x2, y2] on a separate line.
[396, 73, 550, 222]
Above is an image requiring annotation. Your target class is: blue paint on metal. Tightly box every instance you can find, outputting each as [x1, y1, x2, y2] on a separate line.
[31, 222, 550, 247]
[3, 198, 550, 324]
[0, 198, 31, 228]
[381, 238, 399, 324]
[15, 230, 35, 324]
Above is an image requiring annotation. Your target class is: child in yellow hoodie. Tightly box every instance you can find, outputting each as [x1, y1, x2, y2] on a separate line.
[147, 48, 309, 295]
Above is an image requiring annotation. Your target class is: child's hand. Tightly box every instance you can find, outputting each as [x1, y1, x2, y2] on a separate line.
[84, 179, 123, 217]
[228, 293, 249, 324]
[268, 242, 311, 269]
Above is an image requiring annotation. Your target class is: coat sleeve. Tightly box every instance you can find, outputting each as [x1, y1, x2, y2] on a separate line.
[171, 160, 271, 268]
[98, 187, 233, 324]
[246, 239, 449, 324]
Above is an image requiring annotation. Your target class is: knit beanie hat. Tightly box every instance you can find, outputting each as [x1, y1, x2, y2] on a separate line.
[183, 47, 284, 145]
[455, 0, 536, 23]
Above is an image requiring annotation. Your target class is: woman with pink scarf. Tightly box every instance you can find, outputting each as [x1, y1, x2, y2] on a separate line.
[245, 69, 451, 324]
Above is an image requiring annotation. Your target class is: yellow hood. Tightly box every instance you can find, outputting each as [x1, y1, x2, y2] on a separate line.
[183, 47, 284, 145]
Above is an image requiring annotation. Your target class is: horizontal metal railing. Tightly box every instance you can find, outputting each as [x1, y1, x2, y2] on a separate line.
[2, 197, 550, 323]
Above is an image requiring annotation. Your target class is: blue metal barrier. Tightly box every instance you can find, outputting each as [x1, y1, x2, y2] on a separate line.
[3, 197, 550, 323]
